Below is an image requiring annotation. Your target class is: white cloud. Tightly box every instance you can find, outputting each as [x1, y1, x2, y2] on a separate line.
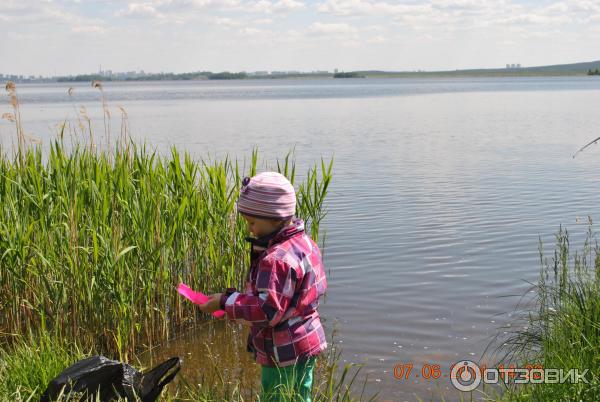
[114, 0, 240, 19]
[496, 13, 573, 26]
[317, 0, 431, 16]
[242, 27, 263, 34]
[228, 0, 305, 14]
[253, 17, 274, 24]
[114, 0, 303, 19]
[214, 16, 242, 27]
[0, 0, 108, 34]
[366, 35, 386, 43]
[116, 3, 164, 19]
[307, 22, 358, 35]
[72, 24, 106, 34]
[271, 0, 305, 13]
[316, 0, 600, 30]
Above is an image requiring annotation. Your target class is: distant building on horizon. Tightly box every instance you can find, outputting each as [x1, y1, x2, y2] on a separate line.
[506, 63, 522, 69]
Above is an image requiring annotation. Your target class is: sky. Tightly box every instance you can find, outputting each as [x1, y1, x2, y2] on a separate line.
[1, 0, 600, 76]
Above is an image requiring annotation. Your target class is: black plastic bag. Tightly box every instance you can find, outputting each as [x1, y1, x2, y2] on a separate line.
[39, 355, 181, 402]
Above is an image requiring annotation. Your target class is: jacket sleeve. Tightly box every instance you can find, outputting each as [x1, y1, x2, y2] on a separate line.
[223, 256, 297, 328]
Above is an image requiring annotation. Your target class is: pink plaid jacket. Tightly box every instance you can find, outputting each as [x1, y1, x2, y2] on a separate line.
[221, 217, 328, 367]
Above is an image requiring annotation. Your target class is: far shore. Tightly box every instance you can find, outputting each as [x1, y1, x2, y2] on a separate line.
[4, 60, 600, 84]
[2, 71, 598, 85]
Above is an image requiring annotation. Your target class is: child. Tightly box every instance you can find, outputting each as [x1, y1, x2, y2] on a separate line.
[199, 171, 328, 402]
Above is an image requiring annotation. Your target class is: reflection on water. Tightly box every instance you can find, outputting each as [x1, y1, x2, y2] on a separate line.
[137, 320, 261, 400]
[3, 78, 600, 400]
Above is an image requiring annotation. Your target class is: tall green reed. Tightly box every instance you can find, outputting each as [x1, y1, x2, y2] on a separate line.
[493, 219, 600, 401]
[0, 82, 334, 362]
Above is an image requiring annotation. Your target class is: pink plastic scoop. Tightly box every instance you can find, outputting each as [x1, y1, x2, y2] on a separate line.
[177, 283, 226, 318]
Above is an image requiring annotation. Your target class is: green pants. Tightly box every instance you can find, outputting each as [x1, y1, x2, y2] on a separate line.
[260, 356, 317, 402]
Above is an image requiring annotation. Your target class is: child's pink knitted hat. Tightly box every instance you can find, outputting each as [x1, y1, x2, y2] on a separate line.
[236, 171, 296, 219]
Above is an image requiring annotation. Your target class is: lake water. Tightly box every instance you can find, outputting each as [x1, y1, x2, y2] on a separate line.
[3, 77, 600, 401]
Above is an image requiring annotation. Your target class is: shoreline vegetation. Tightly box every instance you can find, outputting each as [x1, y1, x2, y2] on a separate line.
[489, 220, 600, 401]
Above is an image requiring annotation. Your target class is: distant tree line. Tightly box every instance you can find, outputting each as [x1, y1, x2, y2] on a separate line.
[58, 74, 109, 82]
[207, 72, 247, 80]
[333, 72, 366, 78]
[587, 69, 600, 76]
[130, 72, 212, 81]
[57, 71, 250, 82]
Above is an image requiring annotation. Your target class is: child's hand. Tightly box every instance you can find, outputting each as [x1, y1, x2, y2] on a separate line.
[198, 293, 223, 314]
